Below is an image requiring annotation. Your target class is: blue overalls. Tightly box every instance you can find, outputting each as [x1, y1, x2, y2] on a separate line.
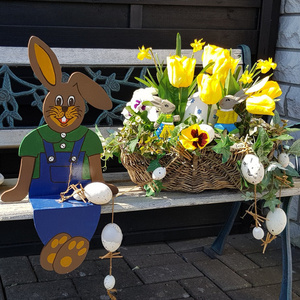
[29, 136, 101, 245]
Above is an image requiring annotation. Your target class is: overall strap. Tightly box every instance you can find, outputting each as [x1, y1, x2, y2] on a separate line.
[69, 136, 85, 163]
[43, 140, 56, 163]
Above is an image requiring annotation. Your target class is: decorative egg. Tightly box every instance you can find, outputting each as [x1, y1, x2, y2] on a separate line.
[266, 207, 287, 236]
[0, 173, 4, 185]
[241, 154, 264, 184]
[199, 124, 215, 143]
[73, 190, 85, 201]
[278, 153, 289, 168]
[101, 223, 123, 252]
[152, 167, 167, 180]
[84, 182, 112, 205]
[252, 226, 264, 240]
[104, 275, 116, 290]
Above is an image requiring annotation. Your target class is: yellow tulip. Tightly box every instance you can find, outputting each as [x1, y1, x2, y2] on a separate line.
[246, 95, 276, 116]
[167, 55, 196, 88]
[202, 45, 229, 74]
[179, 124, 210, 150]
[258, 81, 282, 99]
[213, 56, 240, 86]
[197, 73, 223, 105]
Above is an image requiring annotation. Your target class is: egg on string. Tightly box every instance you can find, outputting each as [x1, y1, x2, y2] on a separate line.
[199, 124, 215, 143]
[266, 207, 287, 236]
[252, 226, 264, 240]
[73, 190, 85, 201]
[0, 173, 4, 185]
[241, 154, 264, 185]
[84, 182, 112, 205]
[278, 153, 289, 168]
[152, 167, 166, 180]
[101, 223, 123, 252]
[104, 275, 116, 290]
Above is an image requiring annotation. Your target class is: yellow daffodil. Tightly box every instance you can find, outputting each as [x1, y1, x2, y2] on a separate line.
[246, 95, 276, 116]
[197, 73, 223, 105]
[239, 70, 254, 84]
[137, 46, 152, 60]
[179, 124, 210, 150]
[256, 58, 277, 74]
[167, 55, 196, 88]
[190, 39, 205, 53]
[258, 81, 282, 99]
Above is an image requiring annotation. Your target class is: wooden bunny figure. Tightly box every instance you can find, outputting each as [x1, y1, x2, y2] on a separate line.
[0, 36, 118, 274]
[151, 96, 180, 139]
[214, 90, 247, 133]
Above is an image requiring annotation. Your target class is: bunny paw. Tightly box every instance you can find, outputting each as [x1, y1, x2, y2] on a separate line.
[53, 236, 89, 274]
[40, 233, 71, 271]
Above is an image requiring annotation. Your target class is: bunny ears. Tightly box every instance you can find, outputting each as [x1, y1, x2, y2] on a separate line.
[28, 36, 112, 110]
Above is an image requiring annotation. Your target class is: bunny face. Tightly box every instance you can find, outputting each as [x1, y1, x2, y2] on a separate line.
[28, 36, 112, 133]
[43, 83, 85, 133]
[151, 96, 176, 114]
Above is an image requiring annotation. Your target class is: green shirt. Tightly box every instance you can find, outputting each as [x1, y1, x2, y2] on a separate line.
[19, 125, 103, 179]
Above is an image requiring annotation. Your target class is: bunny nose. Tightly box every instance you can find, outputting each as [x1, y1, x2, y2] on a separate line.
[61, 106, 68, 112]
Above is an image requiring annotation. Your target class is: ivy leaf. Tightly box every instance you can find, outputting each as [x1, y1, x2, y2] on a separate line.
[285, 165, 299, 177]
[144, 180, 163, 196]
[252, 127, 274, 164]
[271, 110, 281, 126]
[128, 137, 139, 153]
[263, 197, 282, 212]
[289, 139, 300, 156]
[147, 159, 161, 172]
[212, 134, 234, 163]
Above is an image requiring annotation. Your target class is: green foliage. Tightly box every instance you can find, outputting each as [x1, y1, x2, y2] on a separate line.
[212, 133, 234, 163]
[252, 127, 274, 164]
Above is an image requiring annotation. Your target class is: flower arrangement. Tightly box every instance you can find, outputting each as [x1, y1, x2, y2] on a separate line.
[102, 33, 300, 248]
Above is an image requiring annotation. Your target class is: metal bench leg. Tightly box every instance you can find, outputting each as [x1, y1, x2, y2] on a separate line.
[211, 201, 242, 255]
[280, 196, 293, 300]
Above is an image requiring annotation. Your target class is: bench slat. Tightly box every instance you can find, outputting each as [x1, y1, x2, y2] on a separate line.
[1, 175, 300, 222]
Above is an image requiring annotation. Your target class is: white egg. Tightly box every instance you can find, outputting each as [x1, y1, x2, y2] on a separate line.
[152, 167, 167, 180]
[252, 226, 264, 240]
[266, 207, 287, 236]
[278, 153, 289, 168]
[101, 223, 123, 252]
[104, 275, 116, 290]
[84, 182, 112, 205]
[199, 124, 215, 143]
[0, 173, 4, 185]
[241, 154, 264, 184]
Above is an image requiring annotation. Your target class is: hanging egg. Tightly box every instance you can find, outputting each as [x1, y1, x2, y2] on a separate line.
[199, 124, 215, 143]
[104, 275, 116, 290]
[152, 167, 167, 180]
[73, 190, 85, 201]
[278, 153, 289, 168]
[252, 226, 264, 240]
[101, 223, 123, 252]
[266, 207, 287, 236]
[0, 173, 4, 185]
[241, 154, 264, 184]
[84, 182, 112, 205]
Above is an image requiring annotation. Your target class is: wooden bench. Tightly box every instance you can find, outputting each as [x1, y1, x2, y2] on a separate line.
[0, 43, 296, 299]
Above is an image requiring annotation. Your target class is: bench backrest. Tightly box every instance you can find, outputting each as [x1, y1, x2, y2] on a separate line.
[0, 45, 250, 149]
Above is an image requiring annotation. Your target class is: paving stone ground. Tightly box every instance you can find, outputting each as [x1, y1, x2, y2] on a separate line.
[0, 233, 300, 299]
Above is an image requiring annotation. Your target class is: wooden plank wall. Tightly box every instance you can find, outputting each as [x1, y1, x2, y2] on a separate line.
[0, 0, 280, 59]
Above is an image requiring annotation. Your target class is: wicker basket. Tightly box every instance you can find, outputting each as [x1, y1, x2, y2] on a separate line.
[120, 148, 243, 193]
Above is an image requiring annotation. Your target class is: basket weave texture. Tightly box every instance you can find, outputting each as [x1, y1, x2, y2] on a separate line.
[121, 148, 243, 193]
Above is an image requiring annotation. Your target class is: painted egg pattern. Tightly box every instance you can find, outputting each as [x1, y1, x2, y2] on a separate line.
[241, 154, 264, 184]
[101, 223, 123, 252]
[278, 153, 289, 168]
[84, 182, 112, 205]
[266, 207, 287, 236]
[152, 167, 167, 180]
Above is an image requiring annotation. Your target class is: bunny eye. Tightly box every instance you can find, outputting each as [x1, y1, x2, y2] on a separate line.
[55, 95, 63, 106]
[68, 96, 75, 106]
[165, 104, 169, 108]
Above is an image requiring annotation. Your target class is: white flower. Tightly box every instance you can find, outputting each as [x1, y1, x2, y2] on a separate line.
[147, 106, 160, 122]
